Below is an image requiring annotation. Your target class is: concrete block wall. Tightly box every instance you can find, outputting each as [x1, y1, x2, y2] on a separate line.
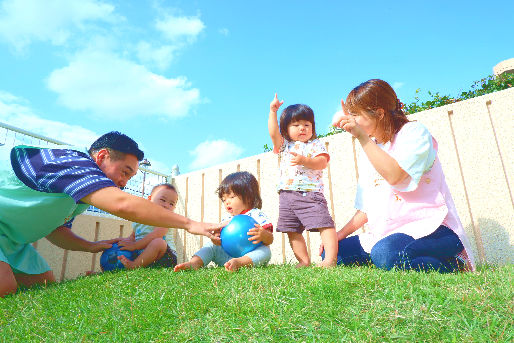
[36, 88, 514, 280]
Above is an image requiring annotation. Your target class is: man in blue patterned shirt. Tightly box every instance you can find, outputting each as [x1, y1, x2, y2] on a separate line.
[0, 131, 222, 297]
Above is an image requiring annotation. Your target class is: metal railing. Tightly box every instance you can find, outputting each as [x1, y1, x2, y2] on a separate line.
[0, 121, 171, 217]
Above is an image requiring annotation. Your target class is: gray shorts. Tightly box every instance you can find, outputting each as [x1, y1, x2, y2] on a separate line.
[277, 190, 335, 233]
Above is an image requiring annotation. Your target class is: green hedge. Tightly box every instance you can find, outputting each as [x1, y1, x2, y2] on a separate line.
[404, 73, 514, 114]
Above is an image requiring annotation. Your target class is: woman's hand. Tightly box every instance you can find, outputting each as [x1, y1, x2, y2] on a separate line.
[331, 99, 350, 127]
[270, 93, 284, 113]
[333, 100, 368, 140]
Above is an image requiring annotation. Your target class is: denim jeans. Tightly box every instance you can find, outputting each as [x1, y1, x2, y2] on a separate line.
[325, 226, 464, 273]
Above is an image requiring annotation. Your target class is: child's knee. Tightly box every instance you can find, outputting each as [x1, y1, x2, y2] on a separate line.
[247, 245, 271, 267]
[150, 238, 167, 250]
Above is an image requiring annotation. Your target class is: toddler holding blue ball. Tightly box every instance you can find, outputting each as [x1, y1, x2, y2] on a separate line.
[174, 171, 273, 272]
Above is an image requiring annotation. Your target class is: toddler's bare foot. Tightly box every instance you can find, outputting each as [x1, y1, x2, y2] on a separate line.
[295, 261, 310, 268]
[174, 262, 195, 272]
[118, 255, 137, 269]
[224, 258, 244, 272]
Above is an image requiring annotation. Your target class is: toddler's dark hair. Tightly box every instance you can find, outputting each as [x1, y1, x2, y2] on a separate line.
[151, 183, 177, 195]
[89, 131, 144, 161]
[216, 171, 262, 209]
[279, 104, 317, 141]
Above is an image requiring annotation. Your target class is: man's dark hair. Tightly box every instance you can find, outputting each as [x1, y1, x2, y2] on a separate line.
[89, 131, 144, 161]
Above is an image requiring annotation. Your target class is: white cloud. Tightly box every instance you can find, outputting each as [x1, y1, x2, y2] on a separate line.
[0, 91, 177, 178]
[218, 28, 229, 36]
[0, 0, 116, 53]
[155, 14, 205, 42]
[392, 82, 405, 90]
[0, 91, 99, 148]
[189, 140, 243, 170]
[47, 50, 201, 119]
[136, 41, 177, 70]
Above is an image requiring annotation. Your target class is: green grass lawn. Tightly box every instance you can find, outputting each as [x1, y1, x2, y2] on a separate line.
[1, 264, 512, 342]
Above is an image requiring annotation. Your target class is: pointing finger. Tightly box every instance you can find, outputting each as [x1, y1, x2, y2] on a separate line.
[341, 99, 349, 116]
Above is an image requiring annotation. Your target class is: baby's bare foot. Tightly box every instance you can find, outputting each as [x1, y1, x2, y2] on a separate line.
[224, 258, 243, 272]
[118, 255, 137, 269]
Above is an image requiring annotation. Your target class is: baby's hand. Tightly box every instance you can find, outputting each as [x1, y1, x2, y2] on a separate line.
[289, 152, 305, 166]
[270, 93, 284, 112]
[211, 231, 221, 245]
[248, 224, 265, 244]
[117, 240, 137, 251]
[211, 236, 221, 246]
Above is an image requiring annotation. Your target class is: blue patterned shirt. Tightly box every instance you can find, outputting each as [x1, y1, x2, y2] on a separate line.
[10, 145, 116, 227]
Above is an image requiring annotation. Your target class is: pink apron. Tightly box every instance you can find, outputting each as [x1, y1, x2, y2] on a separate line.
[359, 138, 476, 271]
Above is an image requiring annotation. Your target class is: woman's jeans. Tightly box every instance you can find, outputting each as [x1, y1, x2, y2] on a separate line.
[325, 226, 464, 273]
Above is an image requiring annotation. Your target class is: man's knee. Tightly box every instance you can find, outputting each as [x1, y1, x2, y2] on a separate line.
[0, 262, 18, 297]
[0, 280, 17, 297]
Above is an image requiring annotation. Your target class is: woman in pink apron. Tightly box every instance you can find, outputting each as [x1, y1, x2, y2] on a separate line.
[326, 79, 475, 272]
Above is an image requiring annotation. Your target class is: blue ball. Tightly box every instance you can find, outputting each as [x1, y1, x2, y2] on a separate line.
[220, 215, 262, 258]
[100, 243, 135, 271]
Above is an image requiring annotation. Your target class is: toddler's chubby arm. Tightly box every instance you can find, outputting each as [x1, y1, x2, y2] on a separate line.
[289, 152, 329, 170]
[248, 224, 274, 246]
[118, 227, 168, 251]
[268, 93, 284, 152]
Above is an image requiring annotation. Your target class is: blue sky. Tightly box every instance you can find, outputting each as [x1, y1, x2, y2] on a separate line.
[1, 0, 513, 174]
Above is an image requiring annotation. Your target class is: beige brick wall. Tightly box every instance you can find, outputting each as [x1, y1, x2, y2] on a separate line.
[37, 88, 514, 280]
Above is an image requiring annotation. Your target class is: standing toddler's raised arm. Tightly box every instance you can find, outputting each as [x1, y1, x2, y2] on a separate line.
[268, 93, 284, 152]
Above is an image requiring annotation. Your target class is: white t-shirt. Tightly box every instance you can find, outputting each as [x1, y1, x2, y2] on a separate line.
[277, 138, 329, 193]
[222, 208, 273, 232]
[355, 121, 437, 213]
[133, 222, 176, 251]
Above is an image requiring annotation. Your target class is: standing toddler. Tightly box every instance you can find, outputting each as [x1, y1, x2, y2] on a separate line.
[268, 94, 337, 267]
